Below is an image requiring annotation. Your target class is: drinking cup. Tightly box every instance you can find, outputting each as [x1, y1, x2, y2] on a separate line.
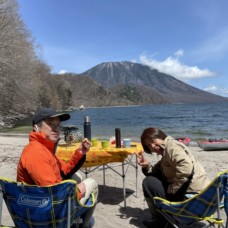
[101, 140, 109, 149]
[91, 138, 98, 147]
[123, 138, 131, 148]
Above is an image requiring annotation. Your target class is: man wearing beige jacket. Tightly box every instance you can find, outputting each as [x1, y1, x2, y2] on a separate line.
[138, 127, 210, 228]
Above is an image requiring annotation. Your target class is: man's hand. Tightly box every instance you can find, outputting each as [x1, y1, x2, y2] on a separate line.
[78, 182, 86, 196]
[167, 184, 174, 194]
[136, 152, 149, 168]
[78, 138, 91, 155]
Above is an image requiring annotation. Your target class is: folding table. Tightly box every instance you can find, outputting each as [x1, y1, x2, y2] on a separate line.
[56, 141, 143, 207]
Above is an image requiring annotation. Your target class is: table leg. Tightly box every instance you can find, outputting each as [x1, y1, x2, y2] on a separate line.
[85, 167, 88, 178]
[103, 164, 106, 191]
[122, 161, 126, 208]
[135, 154, 138, 197]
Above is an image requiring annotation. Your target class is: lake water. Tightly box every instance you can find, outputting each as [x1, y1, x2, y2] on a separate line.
[6, 102, 228, 142]
[62, 102, 228, 142]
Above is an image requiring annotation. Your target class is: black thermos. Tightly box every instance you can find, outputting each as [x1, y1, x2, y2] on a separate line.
[115, 128, 121, 148]
[84, 116, 91, 141]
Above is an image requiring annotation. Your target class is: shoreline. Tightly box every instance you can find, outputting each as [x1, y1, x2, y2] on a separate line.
[0, 105, 142, 131]
[0, 132, 29, 138]
[1, 103, 228, 142]
[0, 135, 227, 227]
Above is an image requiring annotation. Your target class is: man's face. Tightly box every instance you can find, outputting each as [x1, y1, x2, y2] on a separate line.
[40, 117, 61, 142]
[145, 138, 164, 155]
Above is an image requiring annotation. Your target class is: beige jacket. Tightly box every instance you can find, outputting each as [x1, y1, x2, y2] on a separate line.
[148, 136, 210, 194]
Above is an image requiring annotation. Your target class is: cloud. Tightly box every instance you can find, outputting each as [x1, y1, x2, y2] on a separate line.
[204, 85, 228, 97]
[58, 70, 68, 74]
[139, 50, 216, 80]
[193, 29, 228, 61]
[174, 49, 184, 58]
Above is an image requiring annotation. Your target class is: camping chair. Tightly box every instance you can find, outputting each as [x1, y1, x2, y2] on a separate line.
[153, 170, 228, 228]
[0, 177, 95, 228]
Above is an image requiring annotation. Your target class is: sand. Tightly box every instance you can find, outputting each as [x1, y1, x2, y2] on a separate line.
[0, 135, 227, 227]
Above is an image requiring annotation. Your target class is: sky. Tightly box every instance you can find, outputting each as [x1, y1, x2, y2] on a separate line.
[17, 0, 228, 97]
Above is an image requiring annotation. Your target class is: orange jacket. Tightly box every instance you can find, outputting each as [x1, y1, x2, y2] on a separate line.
[17, 132, 84, 197]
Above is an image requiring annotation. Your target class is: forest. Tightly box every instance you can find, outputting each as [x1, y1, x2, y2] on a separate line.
[0, 0, 131, 128]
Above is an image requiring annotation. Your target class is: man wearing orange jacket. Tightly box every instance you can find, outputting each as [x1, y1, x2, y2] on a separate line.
[17, 108, 98, 228]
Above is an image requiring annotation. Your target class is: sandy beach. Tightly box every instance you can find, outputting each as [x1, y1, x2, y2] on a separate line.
[0, 135, 227, 227]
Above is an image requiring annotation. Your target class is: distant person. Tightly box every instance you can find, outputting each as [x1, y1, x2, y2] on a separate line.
[17, 107, 98, 228]
[137, 127, 210, 227]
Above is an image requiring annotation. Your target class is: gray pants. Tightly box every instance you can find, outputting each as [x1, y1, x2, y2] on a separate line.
[71, 173, 98, 228]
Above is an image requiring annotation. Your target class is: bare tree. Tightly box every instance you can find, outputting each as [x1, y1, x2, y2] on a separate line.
[0, 0, 51, 118]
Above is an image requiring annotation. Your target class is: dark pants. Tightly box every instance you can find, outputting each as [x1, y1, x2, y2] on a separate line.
[143, 175, 167, 221]
[143, 173, 188, 202]
[142, 174, 187, 227]
[79, 203, 96, 228]
[143, 175, 168, 199]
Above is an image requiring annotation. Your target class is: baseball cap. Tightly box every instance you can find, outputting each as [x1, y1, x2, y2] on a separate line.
[32, 108, 70, 125]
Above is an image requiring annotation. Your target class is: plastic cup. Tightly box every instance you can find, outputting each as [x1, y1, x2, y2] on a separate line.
[101, 140, 109, 149]
[91, 138, 98, 147]
[123, 138, 131, 148]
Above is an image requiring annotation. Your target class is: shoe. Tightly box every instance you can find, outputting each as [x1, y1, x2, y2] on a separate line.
[143, 218, 169, 227]
[143, 219, 160, 227]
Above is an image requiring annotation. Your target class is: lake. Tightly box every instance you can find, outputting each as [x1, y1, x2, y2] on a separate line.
[5, 102, 228, 142]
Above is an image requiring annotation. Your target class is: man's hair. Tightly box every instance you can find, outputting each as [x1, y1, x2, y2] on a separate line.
[141, 128, 167, 153]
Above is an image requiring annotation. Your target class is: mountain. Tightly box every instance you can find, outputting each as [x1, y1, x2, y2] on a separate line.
[81, 61, 227, 104]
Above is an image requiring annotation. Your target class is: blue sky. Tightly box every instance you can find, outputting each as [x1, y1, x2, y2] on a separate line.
[17, 0, 228, 97]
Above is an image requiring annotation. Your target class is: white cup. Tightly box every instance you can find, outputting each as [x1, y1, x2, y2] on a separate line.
[123, 138, 131, 148]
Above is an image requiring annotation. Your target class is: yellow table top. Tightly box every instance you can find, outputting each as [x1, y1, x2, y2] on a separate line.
[56, 141, 142, 167]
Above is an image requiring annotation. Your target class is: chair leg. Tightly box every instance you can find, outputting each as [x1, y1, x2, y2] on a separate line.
[67, 196, 71, 228]
[72, 218, 84, 228]
[0, 189, 3, 225]
[70, 218, 81, 228]
[158, 210, 179, 228]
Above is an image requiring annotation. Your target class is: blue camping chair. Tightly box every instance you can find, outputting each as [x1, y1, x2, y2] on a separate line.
[0, 177, 95, 228]
[153, 170, 228, 228]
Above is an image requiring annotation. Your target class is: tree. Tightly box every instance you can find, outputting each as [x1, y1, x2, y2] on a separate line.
[0, 0, 51, 118]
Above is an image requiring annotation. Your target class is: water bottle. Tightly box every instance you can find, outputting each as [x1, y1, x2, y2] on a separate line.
[84, 116, 91, 141]
[115, 128, 121, 148]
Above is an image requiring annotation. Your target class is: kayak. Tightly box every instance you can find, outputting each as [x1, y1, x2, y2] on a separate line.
[175, 137, 191, 146]
[198, 139, 228, 151]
